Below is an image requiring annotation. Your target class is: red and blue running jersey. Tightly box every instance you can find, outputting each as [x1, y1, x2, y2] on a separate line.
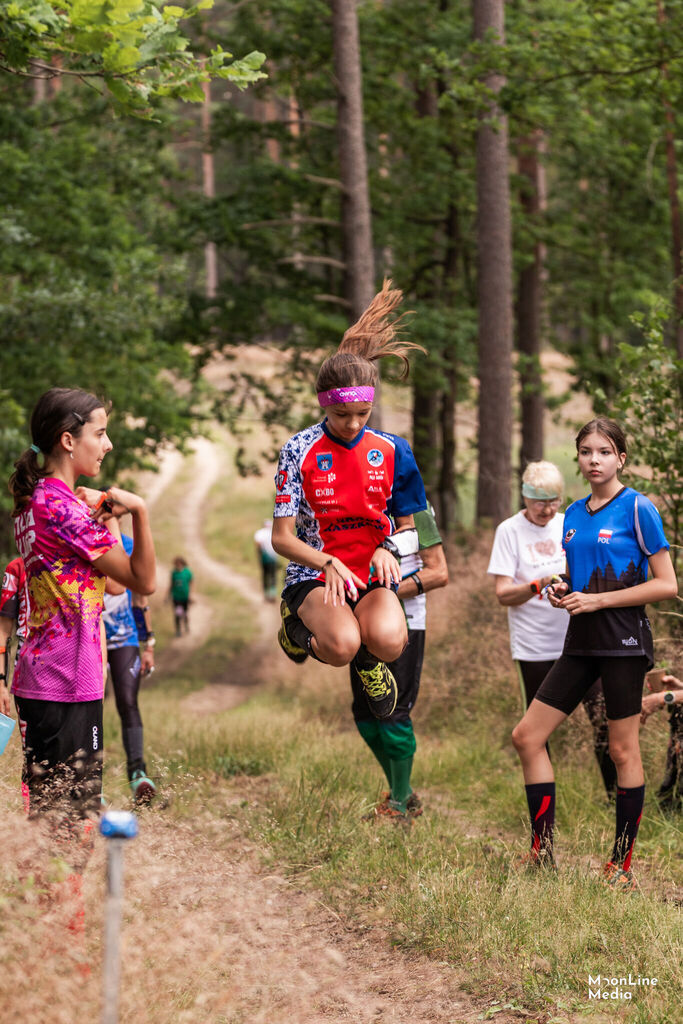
[1, 556, 30, 641]
[562, 486, 669, 660]
[274, 421, 426, 589]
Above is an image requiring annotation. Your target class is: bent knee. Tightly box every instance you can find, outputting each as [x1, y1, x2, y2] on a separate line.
[511, 722, 527, 753]
[511, 721, 541, 755]
[608, 740, 638, 767]
[318, 630, 360, 666]
[363, 625, 407, 663]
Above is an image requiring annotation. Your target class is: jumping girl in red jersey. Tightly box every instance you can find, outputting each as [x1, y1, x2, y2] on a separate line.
[272, 281, 427, 718]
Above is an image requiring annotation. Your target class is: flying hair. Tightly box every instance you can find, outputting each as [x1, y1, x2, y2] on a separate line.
[316, 279, 424, 393]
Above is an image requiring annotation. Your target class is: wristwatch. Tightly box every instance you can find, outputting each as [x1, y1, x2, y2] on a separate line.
[663, 691, 676, 705]
[145, 632, 156, 649]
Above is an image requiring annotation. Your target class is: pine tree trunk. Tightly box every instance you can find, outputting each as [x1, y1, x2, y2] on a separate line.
[201, 75, 218, 301]
[473, 0, 513, 525]
[412, 372, 440, 508]
[438, 359, 457, 532]
[517, 131, 546, 472]
[331, 0, 375, 323]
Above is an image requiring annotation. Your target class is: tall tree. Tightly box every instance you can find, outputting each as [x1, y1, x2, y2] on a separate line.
[516, 130, 546, 471]
[330, 0, 375, 322]
[473, 0, 513, 524]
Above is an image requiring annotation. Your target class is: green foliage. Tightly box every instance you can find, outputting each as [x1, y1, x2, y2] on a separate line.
[183, 0, 683, 476]
[594, 303, 683, 562]
[0, 86, 207, 558]
[504, 1, 680, 399]
[0, 0, 266, 113]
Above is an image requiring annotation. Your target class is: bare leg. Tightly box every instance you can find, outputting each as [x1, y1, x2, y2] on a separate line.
[298, 588, 361, 666]
[511, 699, 568, 784]
[354, 588, 407, 663]
[607, 715, 643, 788]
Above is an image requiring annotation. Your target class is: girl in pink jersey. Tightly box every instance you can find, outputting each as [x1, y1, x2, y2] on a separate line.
[272, 280, 427, 720]
[9, 387, 156, 835]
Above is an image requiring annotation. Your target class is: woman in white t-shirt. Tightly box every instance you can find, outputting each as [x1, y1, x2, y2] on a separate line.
[488, 461, 615, 796]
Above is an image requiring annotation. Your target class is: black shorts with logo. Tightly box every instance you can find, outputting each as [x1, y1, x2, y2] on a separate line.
[284, 576, 399, 615]
[533, 654, 647, 721]
[14, 696, 103, 819]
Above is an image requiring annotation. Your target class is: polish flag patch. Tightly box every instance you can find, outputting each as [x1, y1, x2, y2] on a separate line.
[598, 528, 613, 543]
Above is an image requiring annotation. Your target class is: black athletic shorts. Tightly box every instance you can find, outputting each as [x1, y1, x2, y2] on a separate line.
[517, 660, 555, 710]
[534, 654, 647, 721]
[14, 696, 103, 819]
[351, 628, 425, 724]
[284, 576, 399, 615]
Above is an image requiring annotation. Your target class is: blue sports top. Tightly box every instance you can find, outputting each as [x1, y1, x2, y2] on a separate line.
[562, 486, 669, 660]
[102, 535, 138, 650]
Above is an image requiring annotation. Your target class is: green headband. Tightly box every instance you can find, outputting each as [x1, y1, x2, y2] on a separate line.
[522, 482, 560, 501]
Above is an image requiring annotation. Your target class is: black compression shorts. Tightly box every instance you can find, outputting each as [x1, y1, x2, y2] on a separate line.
[284, 576, 399, 615]
[534, 654, 647, 721]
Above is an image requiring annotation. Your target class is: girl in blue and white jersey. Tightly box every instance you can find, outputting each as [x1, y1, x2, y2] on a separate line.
[511, 419, 677, 889]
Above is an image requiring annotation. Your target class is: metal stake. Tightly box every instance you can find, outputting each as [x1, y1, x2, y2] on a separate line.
[100, 810, 138, 1024]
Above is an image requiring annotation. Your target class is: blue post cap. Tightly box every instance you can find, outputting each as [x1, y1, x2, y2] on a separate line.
[100, 810, 139, 839]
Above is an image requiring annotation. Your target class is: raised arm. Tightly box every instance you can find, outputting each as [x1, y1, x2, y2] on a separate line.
[77, 486, 157, 595]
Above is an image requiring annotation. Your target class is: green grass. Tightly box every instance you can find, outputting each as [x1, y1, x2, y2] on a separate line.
[107, 673, 681, 1020]
[104, 434, 683, 1022]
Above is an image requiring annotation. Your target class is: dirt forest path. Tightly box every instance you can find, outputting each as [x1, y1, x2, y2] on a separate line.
[116, 439, 524, 1024]
[146, 437, 339, 714]
[145, 439, 280, 712]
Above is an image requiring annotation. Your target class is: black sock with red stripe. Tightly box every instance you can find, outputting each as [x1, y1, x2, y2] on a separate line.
[525, 782, 555, 857]
[610, 784, 645, 870]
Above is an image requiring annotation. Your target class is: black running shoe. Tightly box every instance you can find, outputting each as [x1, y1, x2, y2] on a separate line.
[278, 600, 308, 663]
[356, 660, 397, 719]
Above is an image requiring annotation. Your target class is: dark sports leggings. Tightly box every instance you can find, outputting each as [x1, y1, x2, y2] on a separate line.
[107, 645, 145, 777]
[108, 646, 143, 730]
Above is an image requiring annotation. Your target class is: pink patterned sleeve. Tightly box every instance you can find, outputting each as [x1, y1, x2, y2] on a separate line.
[51, 494, 118, 564]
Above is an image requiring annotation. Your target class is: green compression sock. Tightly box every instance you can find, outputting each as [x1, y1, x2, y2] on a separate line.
[356, 720, 392, 787]
[389, 756, 414, 811]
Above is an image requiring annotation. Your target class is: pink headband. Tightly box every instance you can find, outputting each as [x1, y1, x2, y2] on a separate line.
[318, 386, 375, 407]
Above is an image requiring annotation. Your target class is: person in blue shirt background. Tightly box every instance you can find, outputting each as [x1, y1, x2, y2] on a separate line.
[103, 533, 157, 802]
[511, 418, 678, 890]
